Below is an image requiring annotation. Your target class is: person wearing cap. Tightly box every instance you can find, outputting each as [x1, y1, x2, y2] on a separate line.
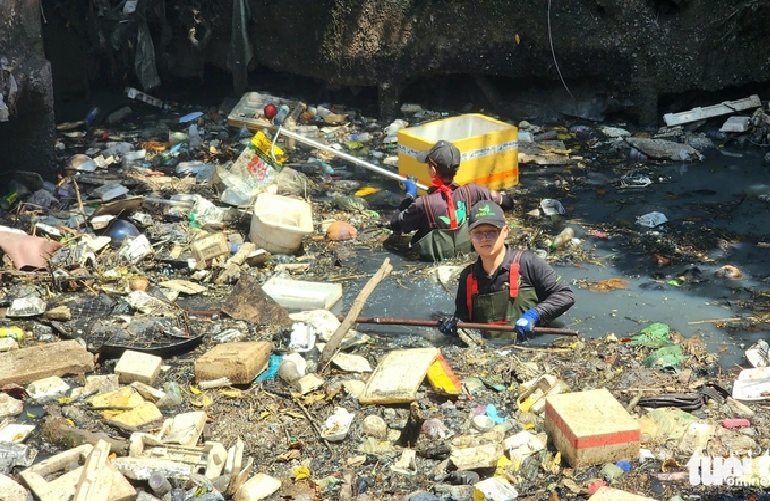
[389, 140, 515, 261]
[438, 200, 574, 341]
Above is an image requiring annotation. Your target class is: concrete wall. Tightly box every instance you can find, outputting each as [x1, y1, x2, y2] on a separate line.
[0, 0, 56, 181]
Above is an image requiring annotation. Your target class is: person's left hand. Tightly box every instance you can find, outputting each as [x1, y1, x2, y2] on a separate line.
[515, 308, 540, 339]
[403, 176, 418, 198]
[437, 316, 459, 336]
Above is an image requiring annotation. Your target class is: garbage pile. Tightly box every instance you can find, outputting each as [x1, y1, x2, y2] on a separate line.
[0, 89, 769, 501]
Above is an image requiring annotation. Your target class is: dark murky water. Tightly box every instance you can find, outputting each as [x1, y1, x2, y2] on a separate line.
[334, 148, 770, 370]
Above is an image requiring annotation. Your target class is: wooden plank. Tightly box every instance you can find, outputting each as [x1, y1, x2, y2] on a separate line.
[0, 340, 94, 385]
[73, 440, 112, 501]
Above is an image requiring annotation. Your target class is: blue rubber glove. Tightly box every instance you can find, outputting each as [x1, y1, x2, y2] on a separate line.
[403, 176, 418, 198]
[515, 308, 540, 339]
[437, 316, 459, 336]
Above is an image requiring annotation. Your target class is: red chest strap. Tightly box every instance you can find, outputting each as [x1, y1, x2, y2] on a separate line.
[465, 251, 523, 320]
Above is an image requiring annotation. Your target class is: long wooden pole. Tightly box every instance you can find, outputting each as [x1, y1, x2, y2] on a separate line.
[341, 315, 579, 336]
[320, 258, 393, 368]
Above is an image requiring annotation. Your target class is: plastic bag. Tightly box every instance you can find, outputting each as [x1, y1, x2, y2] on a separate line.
[135, 22, 161, 91]
[631, 322, 671, 347]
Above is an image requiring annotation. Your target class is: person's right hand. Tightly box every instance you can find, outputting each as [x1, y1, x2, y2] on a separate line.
[437, 316, 459, 336]
[403, 176, 418, 198]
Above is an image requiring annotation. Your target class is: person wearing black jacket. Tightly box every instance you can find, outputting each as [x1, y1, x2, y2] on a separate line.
[439, 200, 575, 341]
[389, 140, 515, 261]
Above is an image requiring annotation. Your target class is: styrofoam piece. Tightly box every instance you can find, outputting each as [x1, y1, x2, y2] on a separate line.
[262, 277, 342, 311]
[732, 367, 770, 402]
[720, 116, 751, 133]
[249, 194, 313, 254]
[636, 211, 667, 228]
[540, 199, 565, 216]
[322, 408, 355, 441]
[664, 95, 761, 126]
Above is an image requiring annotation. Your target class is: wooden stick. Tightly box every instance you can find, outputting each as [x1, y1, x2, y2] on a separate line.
[320, 258, 392, 369]
[72, 179, 89, 231]
[688, 317, 745, 325]
[294, 398, 332, 452]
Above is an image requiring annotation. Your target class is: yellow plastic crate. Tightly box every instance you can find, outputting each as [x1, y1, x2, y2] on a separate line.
[397, 114, 518, 194]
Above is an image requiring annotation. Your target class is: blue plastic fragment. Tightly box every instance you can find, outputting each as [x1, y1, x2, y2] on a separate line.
[254, 354, 282, 383]
[179, 112, 203, 123]
[485, 404, 508, 424]
[616, 460, 631, 471]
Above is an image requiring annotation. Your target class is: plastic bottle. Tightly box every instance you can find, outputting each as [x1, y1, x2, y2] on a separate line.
[278, 360, 302, 385]
[157, 382, 183, 409]
[0, 327, 23, 340]
[170, 488, 187, 501]
[273, 105, 290, 126]
[188, 124, 201, 148]
[550, 227, 574, 250]
[84, 107, 99, 127]
[149, 473, 172, 495]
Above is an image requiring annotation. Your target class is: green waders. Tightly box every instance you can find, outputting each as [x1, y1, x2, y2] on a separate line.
[466, 251, 539, 340]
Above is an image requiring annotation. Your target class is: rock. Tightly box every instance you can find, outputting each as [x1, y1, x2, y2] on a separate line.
[45, 305, 71, 321]
[235, 473, 282, 501]
[221, 274, 293, 328]
[114, 350, 162, 385]
[326, 220, 358, 241]
[0, 393, 23, 419]
[363, 415, 388, 440]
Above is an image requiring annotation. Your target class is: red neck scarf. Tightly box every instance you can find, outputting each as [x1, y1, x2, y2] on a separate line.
[432, 179, 458, 229]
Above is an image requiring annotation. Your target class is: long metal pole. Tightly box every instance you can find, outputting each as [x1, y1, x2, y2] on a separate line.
[275, 128, 430, 190]
[341, 316, 579, 336]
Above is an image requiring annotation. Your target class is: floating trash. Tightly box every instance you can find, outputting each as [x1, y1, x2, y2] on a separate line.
[637, 211, 667, 228]
[540, 199, 565, 216]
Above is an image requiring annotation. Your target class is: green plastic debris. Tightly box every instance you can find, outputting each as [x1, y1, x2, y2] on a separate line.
[643, 344, 686, 371]
[667, 279, 682, 287]
[631, 322, 671, 347]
